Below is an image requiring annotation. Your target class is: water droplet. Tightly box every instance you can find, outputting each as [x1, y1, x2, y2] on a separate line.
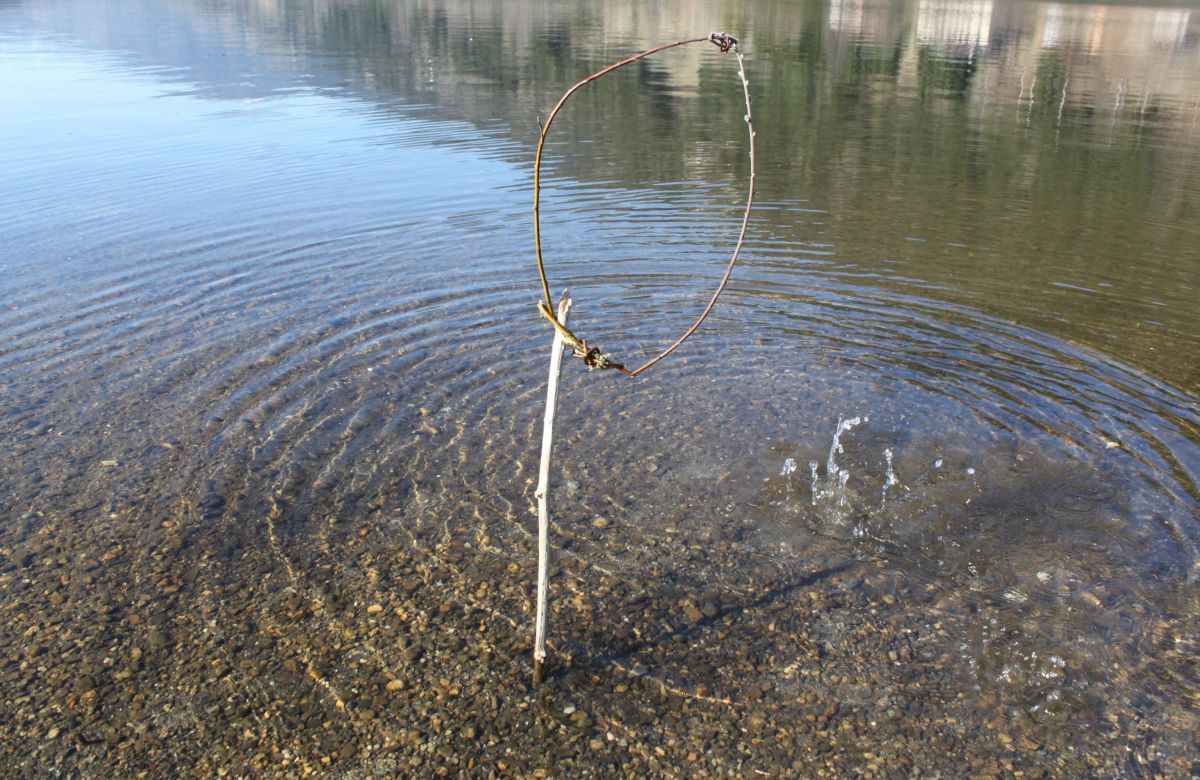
[837, 469, 851, 507]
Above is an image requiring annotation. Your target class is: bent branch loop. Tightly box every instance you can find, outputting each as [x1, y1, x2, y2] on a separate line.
[533, 32, 754, 377]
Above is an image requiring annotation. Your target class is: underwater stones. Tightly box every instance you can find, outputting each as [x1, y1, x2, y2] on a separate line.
[1, 452, 1191, 778]
[678, 601, 705, 624]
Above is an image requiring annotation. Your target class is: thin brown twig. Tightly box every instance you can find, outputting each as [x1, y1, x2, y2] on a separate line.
[533, 32, 754, 377]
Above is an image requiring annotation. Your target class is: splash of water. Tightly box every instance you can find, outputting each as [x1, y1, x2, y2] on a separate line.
[881, 447, 899, 509]
[826, 416, 866, 477]
[836, 468, 851, 507]
[780, 416, 895, 526]
[794, 415, 871, 521]
[780, 457, 797, 494]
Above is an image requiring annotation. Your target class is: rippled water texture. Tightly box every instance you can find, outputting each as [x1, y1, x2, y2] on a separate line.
[1, 0, 1198, 776]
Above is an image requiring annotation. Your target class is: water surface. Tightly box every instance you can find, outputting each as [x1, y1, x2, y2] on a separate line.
[1, 0, 1198, 776]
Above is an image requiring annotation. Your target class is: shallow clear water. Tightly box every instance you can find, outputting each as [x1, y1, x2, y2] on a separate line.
[1, 0, 1198, 775]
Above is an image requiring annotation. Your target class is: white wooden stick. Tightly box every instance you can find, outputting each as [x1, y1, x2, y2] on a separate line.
[533, 290, 570, 686]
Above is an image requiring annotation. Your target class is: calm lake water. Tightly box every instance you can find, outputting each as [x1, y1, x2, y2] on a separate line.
[1, 0, 1198, 775]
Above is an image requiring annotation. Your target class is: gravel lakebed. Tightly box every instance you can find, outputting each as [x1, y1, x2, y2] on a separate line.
[1, 367, 1195, 777]
[2, 471, 1194, 779]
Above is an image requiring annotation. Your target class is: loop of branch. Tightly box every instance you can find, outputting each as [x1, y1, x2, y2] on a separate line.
[533, 32, 755, 377]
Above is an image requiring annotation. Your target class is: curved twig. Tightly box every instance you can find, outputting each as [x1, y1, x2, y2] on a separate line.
[533, 32, 754, 377]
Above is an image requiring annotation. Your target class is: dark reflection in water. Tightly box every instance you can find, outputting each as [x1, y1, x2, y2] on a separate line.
[0, 0, 1198, 776]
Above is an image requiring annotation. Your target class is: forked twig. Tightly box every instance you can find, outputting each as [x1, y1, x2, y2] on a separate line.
[532, 32, 755, 377]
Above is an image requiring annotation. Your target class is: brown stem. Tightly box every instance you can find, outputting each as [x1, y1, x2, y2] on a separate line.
[533, 36, 709, 313]
[533, 33, 753, 376]
[628, 45, 755, 377]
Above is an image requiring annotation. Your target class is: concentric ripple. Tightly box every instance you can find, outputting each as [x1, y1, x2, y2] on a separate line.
[1, 9, 1198, 775]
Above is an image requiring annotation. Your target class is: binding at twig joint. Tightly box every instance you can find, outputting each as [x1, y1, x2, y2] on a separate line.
[709, 31, 739, 53]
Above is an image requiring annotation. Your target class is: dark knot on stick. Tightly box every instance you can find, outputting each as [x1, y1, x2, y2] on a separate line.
[708, 32, 739, 53]
[537, 301, 632, 375]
